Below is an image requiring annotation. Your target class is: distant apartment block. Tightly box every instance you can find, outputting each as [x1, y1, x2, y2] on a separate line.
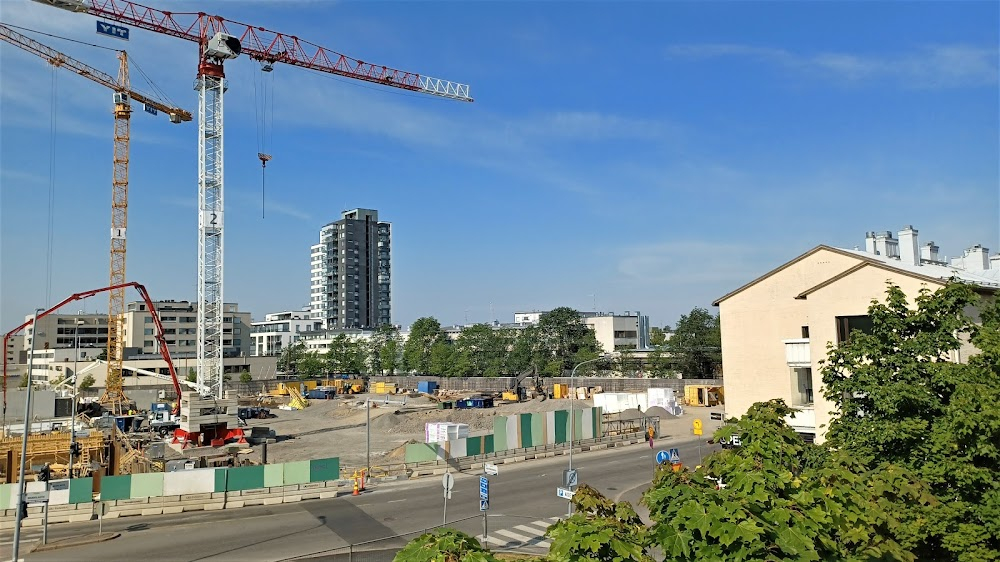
[250, 309, 320, 357]
[513, 310, 651, 351]
[123, 300, 252, 359]
[310, 208, 391, 330]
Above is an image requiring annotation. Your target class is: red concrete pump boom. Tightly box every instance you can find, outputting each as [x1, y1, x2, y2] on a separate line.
[2, 282, 184, 420]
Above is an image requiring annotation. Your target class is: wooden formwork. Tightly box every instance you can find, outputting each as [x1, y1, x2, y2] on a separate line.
[1, 432, 106, 483]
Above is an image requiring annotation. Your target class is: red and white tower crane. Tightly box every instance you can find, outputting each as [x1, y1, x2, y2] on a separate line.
[32, 0, 473, 397]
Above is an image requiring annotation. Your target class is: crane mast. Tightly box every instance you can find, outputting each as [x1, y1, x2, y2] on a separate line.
[103, 50, 131, 413]
[29, 0, 472, 397]
[0, 23, 191, 413]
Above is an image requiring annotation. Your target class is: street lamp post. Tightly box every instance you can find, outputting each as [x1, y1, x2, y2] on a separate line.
[13, 308, 44, 562]
[567, 353, 612, 516]
[69, 319, 84, 479]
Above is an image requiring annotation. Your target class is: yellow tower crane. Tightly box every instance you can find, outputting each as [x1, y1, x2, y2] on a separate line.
[0, 24, 192, 414]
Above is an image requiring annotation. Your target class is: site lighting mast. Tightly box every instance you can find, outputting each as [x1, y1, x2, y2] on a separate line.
[32, 0, 473, 397]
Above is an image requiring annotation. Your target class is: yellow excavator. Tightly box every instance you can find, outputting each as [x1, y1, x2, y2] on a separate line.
[502, 369, 546, 402]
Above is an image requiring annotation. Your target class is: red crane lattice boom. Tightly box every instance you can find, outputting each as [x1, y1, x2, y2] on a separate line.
[33, 0, 473, 101]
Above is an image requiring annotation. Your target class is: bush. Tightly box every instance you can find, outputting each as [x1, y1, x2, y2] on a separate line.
[79, 374, 95, 390]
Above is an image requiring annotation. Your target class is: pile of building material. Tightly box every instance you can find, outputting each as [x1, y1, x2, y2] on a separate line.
[594, 388, 683, 416]
[425, 422, 469, 443]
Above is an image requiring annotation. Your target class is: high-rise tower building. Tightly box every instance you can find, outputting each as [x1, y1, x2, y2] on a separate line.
[310, 209, 391, 329]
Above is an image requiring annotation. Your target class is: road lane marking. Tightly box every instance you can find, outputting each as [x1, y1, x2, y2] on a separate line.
[496, 529, 533, 542]
[387, 499, 406, 503]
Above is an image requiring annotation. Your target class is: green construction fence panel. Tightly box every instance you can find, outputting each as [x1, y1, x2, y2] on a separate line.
[227, 465, 265, 491]
[309, 458, 339, 482]
[483, 434, 494, 454]
[593, 406, 603, 437]
[214, 468, 228, 492]
[574, 409, 584, 442]
[130, 473, 164, 499]
[100, 475, 132, 501]
[69, 478, 93, 504]
[519, 413, 533, 447]
[531, 412, 545, 445]
[0, 483, 11, 509]
[493, 416, 508, 452]
[554, 409, 568, 443]
[404, 443, 441, 463]
[466, 436, 481, 456]
[264, 464, 283, 488]
[284, 461, 311, 485]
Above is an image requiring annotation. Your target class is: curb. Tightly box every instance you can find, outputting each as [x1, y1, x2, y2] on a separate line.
[29, 532, 121, 553]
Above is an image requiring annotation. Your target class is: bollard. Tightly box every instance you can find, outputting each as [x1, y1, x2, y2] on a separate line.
[360, 469, 366, 491]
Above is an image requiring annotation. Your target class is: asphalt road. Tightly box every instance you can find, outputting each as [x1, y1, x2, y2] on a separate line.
[14, 437, 718, 561]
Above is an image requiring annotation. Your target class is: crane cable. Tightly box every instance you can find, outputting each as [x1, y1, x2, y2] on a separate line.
[252, 62, 274, 219]
[45, 66, 59, 307]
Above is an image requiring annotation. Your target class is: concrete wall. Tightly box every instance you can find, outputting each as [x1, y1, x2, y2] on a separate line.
[4, 390, 57, 423]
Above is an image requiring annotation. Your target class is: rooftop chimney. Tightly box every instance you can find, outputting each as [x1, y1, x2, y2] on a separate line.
[920, 241, 940, 264]
[864, 231, 876, 254]
[874, 231, 898, 258]
[967, 245, 990, 270]
[898, 225, 919, 266]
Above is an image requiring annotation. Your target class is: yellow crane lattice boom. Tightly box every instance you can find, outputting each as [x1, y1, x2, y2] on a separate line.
[0, 23, 191, 414]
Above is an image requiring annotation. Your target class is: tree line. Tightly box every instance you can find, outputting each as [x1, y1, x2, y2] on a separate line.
[276, 306, 723, 379]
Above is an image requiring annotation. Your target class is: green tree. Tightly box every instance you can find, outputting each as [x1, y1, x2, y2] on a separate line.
[822, 282, 1000, 560]
[393, 529, 500, 562]
[324, 334, 364, 374]
[509, 325, 541, 375]
[297, 353, 325, 379]
[646, 346, 675, 378]
[79, 373, 95, 390]
[536, 307, 602, 374]
[402, 317, 443, 374]
[643, 399, 927, 561]
[453, 324, 507, 377]
[428, 339, 455, 376]
[650, 326, 669, 347]
[18, 373, 29, 388]
[368, 324, 402, 375]
[611, 348, 640, 377]
[547, 485, 653, 562]
[239, 370, 252, 383]
[277, 342, 307, 377]
[663, 307, 721, 378]
[186, 370, 197, 383]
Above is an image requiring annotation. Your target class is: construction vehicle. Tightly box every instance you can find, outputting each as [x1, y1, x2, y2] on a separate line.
[0, 24, 191, 415]
[503, 369, 546, 402]
[148, 408, 180, 437]
[33, 0, 473, 400]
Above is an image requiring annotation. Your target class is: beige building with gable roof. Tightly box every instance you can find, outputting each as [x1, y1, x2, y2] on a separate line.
[713, 226, 998, 442]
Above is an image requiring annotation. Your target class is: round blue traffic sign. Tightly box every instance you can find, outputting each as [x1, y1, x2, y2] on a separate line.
[655, 450, 670, 464]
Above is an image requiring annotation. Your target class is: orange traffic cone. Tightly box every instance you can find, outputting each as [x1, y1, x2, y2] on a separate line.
[352, 478, 360, 496]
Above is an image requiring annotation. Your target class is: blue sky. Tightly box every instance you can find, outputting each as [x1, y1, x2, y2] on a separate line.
[1, 0, 998, 331]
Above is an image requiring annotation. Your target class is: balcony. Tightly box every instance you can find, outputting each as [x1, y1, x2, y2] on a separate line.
[782, 338, 811, 367]
[785, 407, 815, 432]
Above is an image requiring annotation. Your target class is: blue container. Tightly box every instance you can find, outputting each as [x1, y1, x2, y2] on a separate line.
[417, 381, 438, 394]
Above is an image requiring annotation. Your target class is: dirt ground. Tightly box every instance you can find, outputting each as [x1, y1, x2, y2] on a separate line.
[236, 393, 726, 472]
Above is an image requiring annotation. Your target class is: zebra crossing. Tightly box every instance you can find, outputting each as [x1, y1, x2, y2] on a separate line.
[487, 516, 561, 550]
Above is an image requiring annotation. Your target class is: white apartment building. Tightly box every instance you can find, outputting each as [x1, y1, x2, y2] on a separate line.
[310, 209, 391, 330]
[250, 309, 319, 357]
[513, 310, 651, 352]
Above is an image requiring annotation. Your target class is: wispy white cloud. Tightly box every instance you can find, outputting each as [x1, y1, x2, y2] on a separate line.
[665, 43, 999, 88]
[615, 240, 777, 285]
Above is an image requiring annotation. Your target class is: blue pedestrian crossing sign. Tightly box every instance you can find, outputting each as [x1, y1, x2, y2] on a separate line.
[655, 450, 670, 465]
[668, 448, 681, 463]
[480, 476, 489, 500]
[480, 499, 489, 511]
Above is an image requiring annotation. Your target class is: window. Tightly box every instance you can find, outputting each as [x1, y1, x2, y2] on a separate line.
[143, 340, 154, 347]
[144, 317, 154, 324]
[836, 315, 874, 343]
[801, 326, 810, 338]
[144, 328, 154, 335]
[791, 368, 813, 405]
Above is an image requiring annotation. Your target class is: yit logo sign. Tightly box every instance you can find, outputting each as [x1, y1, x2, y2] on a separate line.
[96, 21, 130, 41]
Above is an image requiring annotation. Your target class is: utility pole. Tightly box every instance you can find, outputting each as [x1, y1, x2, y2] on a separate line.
[12, 309, 43, 562]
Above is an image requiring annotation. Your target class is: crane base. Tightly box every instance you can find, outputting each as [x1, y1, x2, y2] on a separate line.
[98, 389, 134, 416]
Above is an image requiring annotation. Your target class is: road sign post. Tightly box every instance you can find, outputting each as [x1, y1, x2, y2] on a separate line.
[655, 450, 670, 465]
[484, 462, 499, 476]
[480, 476, 490, 546]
